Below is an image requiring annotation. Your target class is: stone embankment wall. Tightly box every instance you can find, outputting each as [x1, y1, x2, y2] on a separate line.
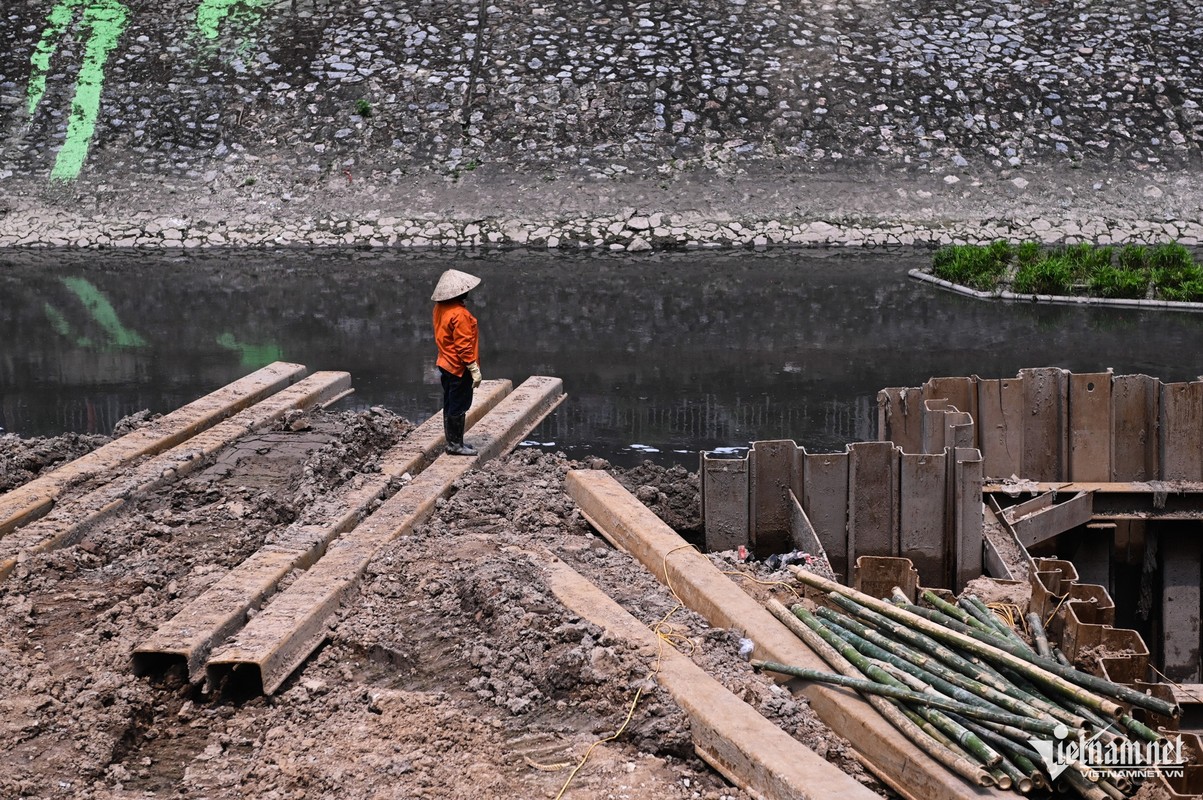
[1, 0, 1202, 248]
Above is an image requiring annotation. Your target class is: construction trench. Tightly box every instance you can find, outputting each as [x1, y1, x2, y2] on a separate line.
[2, 362, 1202, 799]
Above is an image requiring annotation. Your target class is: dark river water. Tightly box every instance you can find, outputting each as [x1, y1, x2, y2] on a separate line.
[2, 248, 1202, 465]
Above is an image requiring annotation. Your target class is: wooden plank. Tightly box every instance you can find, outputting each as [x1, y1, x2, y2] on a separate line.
[801, 451, 849, 582]
[205, 377, 565, 695]
[750, 440, 796, 555]
[0, 372, 353, 582]
[131, 381, 513, 681]
[953, 448, 984, 591]
[976, 377, 1024, 481]
[1069, 372, 1113, 481]
[1020, 367, 1068, 482]
[1162, 531, 1203, 683]
[1161, 381, 1203, 481]
[900, 452, 947, 587]
[701, 453, 749, 553]
[1111, 374, 1159, 481]
[0, 361, 308, 537]
[847, 442, 898, 564]
[1008, 491, 1095, 548]
[565, 470, 1008, 800]
[535, 549, 878, 800]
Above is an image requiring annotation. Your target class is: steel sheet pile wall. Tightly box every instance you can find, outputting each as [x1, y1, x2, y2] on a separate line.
[702, 440, 983, 590]
[878, 368, 1203, 482]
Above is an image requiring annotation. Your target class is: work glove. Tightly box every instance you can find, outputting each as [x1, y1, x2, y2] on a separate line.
[466, 362, 482, 389]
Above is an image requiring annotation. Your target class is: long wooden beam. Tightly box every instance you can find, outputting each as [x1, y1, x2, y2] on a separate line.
[205, 377, 565, 695]
[0, 371, 352, 582]
[0, 361, 308, 537]
[132, 380, 513, 681]
[534, 546, 880, 800]
[565, 469, 1008, 800]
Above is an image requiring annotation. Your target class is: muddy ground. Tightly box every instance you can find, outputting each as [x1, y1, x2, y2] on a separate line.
[0, 410, 880, 799]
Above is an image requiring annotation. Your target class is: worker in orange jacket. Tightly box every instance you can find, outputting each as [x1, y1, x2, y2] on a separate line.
[431, 269, 483, 455]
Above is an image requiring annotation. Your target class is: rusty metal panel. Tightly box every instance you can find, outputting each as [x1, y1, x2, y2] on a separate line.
[976, 377, 1024, 480]
[926, 376, 978, 423]
[750, 440, 797, 555]
[899, 452, 947, 588]
[877, 387, 924, 454]
[1161, 381, 1203, 481]
[953, 447, 984, 592]
[1111, 374, 1159, 481]
[802, 451, 850, 582]
[946, 410, 975, 450]
[847, 442, 900, 567]
[1068, 372, 1113, 481]
[1020, 367, 1068, 482]
[921, 399, 951, 454]
[702, 453, 750, 553]
[1008, 491, 1095, 548]
[1162, 530, 1202, 683]
[853, 556, 920, 603]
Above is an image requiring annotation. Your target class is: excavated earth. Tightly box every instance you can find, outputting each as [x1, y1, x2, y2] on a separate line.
[0, 410, 881, 799]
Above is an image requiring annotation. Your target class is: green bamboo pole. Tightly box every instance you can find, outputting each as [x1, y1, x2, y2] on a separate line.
[786, 608, 1006, 765]
[1026, 611, 1053, 660]
[920, 590, 995, 633]
[764, 599, 998, 787]
[962, 596, 1035, 653]
[817, 606, 1087, 729]
[1120, 713, 1165, 743]
[790, 566, 1179, 720]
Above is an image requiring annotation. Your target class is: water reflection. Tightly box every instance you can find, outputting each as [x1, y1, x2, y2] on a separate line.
[2, 248, 1201, 465]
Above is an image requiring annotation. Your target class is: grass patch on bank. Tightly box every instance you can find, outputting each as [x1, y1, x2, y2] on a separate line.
[928, 241, 1203, 303]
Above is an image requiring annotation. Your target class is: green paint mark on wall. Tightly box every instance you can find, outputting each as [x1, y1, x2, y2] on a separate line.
[196, 0, 273, 42]
[216, 332, 284, 369]
[26, 0, 129, 182]
[59, 276, 147, 347]
[43, 302, 95, 347]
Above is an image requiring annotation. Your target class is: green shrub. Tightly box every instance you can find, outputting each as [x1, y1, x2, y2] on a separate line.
[1058, 242, 1113, 278]
[1089, 266, 1150, 299]
[1014, 256, 1074, 295]
[1016, 241, 1042, 267]
[1117, 244, 1148, 272]
[931, 242, 1010, 291]
[1150, 244, 1202, 293]
[1161, 278, 1203, 302]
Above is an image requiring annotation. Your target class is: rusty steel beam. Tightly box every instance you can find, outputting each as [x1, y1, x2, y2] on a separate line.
[788, 489, 829, 568]
[0, 371, 352, 582]
[1020, 367, 1068, 482]
[1162, 531, 1203, 684]
[1111, 374, 1159, 481]
[876, 386, 924, 453]
[535, 548, 879, 800]
[1161, 381, 1203, 481]
[132, 381, 513, 681]
[953, 447, 984, 591]
[565, 470, 1009, 800]
[847, 441, 899, 560]
[899, 451, 946, 587]
[205, 377, 565, 695]
[1003, 491, 1094, 548]
[750, 440, 796, 555]
[985, 481, 1203, 520]
[0, 361, 308, 538]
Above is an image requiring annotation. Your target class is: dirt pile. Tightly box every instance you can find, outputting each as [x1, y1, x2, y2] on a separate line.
[0, 418, 878, 799]
[0, 431, 111, 492]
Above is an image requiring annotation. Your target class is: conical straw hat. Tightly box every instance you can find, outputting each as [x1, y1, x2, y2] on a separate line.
[431, 269, 481, 301]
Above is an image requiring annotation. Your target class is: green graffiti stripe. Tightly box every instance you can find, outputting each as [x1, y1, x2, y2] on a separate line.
[27, 0, 77, 115]
[196, 0, 273, 41]
[216, 332, 284, 369]
[43, 301, 95, 347]
[50, 0, 129, 182]
[59, 276, 147, 348]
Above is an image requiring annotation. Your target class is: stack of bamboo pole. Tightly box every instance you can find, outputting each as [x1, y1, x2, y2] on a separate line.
[751, 567, 1181, 798]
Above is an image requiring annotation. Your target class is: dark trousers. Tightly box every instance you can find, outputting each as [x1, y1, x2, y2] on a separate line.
[439, 367, 474, 418]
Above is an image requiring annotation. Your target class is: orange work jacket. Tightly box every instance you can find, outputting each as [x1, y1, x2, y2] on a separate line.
[433, 300, 479, 376]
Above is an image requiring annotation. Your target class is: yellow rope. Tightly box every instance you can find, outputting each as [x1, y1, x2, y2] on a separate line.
[551, 544, 701, 798]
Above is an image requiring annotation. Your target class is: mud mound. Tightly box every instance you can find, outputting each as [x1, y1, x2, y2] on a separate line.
[614, 460, 702, 539]
[0, 431, 111, 492]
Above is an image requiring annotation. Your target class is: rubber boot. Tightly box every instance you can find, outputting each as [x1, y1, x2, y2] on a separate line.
[446, 414, 477, 456]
